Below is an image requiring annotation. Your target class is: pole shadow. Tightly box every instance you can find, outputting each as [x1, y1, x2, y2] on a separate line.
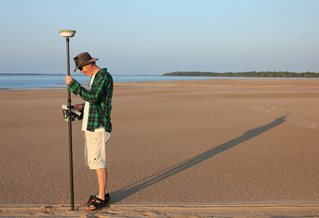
[111, 115, 286, 203]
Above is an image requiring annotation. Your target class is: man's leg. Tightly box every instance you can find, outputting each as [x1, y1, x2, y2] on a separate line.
[85, 130, 110, 208]
[96, 167, 108, 200]
[87, 167, 108, 210]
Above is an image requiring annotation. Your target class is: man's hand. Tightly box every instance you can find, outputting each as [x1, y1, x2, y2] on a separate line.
[73, 104, 84, 111]
[65, 75, 73, 85]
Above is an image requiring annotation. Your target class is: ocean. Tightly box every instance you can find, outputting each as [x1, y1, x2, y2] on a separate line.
[0, 74, 216, 89]
[1, 74, 318, 90]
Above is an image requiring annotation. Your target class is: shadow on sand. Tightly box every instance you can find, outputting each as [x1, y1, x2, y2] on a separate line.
[111, 116, 286, 203]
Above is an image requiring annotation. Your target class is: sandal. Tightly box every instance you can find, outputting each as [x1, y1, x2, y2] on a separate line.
[104, 193, 110, 205]
[86, 193, 110, 206]
[86, 195, 97, 206]
[87, 197, 107, 211]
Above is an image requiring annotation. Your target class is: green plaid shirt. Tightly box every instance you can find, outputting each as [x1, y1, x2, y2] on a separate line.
[68, 68, 113, 132]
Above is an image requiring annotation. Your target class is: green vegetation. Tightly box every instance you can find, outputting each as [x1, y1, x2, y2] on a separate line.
[163, 71, 319, 78]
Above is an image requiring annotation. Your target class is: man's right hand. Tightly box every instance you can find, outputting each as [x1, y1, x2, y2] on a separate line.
[65, 75, 73, 85]
[73, 104, 84, 111]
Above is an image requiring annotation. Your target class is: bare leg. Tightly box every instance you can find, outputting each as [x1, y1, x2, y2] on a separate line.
[96, 168, 108, 200]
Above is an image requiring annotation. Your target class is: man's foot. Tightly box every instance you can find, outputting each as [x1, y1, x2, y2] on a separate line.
[86, 195, 96, 206]
[87, 197, 107, 211]
[86, 193, 110, 207]
[104, 193, 110, 205]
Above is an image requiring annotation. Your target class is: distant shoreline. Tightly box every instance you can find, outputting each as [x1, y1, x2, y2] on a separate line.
[163, 71, 319, 78]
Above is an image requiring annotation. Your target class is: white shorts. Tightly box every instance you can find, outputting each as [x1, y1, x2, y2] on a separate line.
[84, 131, 111, 170]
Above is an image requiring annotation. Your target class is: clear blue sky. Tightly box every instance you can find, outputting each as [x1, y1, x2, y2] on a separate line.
[1, 0, 318, 75]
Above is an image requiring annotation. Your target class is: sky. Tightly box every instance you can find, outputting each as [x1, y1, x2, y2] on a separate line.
[1, 0, 318, 75]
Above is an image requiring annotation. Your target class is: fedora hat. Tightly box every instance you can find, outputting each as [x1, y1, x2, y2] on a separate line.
[73, 52, 98, 72]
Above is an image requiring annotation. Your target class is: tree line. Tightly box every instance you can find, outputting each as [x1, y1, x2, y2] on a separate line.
[163, 71, 319, 78]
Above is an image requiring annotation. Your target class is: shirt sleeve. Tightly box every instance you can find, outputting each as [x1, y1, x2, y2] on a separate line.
[68, 76, 107, 103]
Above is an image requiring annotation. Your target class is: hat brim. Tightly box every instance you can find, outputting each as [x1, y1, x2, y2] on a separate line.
[73, 58, 99, 72]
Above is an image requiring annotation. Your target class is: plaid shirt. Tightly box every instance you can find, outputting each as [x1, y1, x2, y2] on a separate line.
[68, 68, 113, 132]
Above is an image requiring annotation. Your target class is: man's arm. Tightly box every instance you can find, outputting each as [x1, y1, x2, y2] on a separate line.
[65, 75, 107, 103]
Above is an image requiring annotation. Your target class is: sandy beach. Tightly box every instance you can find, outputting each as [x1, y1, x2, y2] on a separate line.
[1, 79, 319, 217]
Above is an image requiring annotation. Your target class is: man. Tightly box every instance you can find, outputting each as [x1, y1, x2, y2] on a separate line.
[65, 52, 113, 211]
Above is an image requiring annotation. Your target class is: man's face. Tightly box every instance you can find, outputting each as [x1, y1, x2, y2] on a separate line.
[80, 64, 91, 76]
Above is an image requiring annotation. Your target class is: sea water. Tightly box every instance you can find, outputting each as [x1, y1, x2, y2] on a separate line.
[1, 74, 318, 90]
[0, 74, 216, 89]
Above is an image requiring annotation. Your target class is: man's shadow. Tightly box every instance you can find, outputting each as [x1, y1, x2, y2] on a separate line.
[111, 116, 286, 203]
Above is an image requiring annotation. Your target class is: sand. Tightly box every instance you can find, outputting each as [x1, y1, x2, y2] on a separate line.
[0, 79, 319, 217]
[1, 204, 318, 217]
